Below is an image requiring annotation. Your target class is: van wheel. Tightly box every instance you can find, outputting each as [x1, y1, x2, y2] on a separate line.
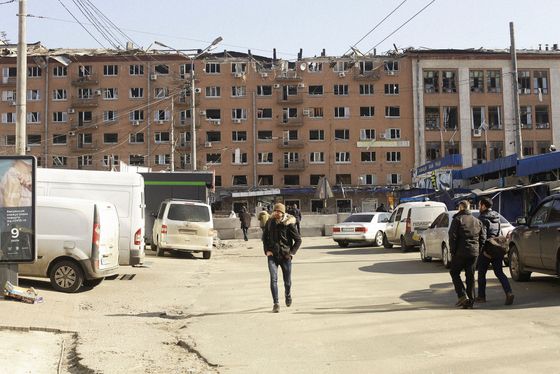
[203, 251, 211, 260]
[156, 245, 165, 257]
[383, 234, 393, 249]
[83, 278, 104, 288]
[509, 245, 531, 281]
[50, 260, 84, 293]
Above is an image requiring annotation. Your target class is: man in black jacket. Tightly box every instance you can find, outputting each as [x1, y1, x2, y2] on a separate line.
[448, 200, 486, 308]
[476, 198, 514, 305]
[238, 207, 251, 241]
[262, 203, 302, 313]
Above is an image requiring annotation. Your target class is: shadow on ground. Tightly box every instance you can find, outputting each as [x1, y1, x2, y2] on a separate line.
[326, 247, 404, 256]
[359, 259, 449, 274]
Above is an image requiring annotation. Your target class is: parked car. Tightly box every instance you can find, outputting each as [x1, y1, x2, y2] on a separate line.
[19, 196, 120, 293]
[152, 199, 215, 259]
[383, 201, 448, 251]
[508, 193, 560, 282]
[419, 210, 514, 268]
[332, 212, 391, 248]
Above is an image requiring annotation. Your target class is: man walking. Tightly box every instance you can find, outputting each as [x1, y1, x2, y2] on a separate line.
[449, 200, 486, 309]
[262, 203, 302, 313]
[476, 198, 514, 305]
[239, 207, 251, 241]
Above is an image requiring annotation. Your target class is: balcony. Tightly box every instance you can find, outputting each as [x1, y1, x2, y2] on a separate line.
[71, 74, 99, 86]
[353, 70, 381, 81]
[278, 160, 306, 171]
[278, 117, 303, 127]
[278, 139, 305, 149]
[0, 77, 17, 86]
[275, 71, 303, 82]
[71, 96, 99, 108]
[276, 94, 304, 105]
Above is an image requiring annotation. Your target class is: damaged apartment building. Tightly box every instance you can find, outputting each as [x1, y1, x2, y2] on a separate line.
[1, 42, 559, 213]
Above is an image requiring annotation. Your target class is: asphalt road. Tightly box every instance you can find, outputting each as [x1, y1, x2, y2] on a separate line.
[1, 236, 560, 373]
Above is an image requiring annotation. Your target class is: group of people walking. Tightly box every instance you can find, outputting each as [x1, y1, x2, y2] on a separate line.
[449, 198, 514, 309]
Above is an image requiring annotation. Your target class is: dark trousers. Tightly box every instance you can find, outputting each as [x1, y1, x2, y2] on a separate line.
[477, 254, 512, 297]
[450, 255, 477, 299]
[267, 256, 292, 304]
[242, 227, 248, 241]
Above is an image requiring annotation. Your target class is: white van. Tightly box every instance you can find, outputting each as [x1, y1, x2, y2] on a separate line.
[152, 199, 214, 259]
[36, 168, 145, 266]
[19, 196, 120, 293]
[383, 201, 448, 251]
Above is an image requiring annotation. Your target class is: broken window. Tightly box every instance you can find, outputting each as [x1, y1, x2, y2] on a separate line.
[231, 63, 246, 74]
[206, 153, 222, 164]
[486, 70, 501, 93]
[257, 131, 272, 141]
[425, 107, 440, 130]
[520, 106, 532, 129]
[206, 131, 221, 142]
[308, 85, 323, 95]
[488, 106, 502, 129]
[129, 132, 144, 144]
[129, 155, 145, 166]
[257, 108, 272, 119]
[309, 108, 323, 118]
[472, 142, 487, 165]
[309, 129, 324, 141]
[104, 133, 119, 144]
[384, 84, 399, 95]
[523, 141, 534, 156]
[445, 141, 459, 156]
[489, 141, 504, 160]
[385, 106, 400, 118]
[359, 60, 374, 74]
[518, 71, 531, 94]
[471, 107, 485, 129]
[307, 62, 322, 72]
[535, 106, 549, 128]
[360, 107, 374, 117]
[257, 152, 273, 163]
[443, 106, 458, 130]
[334, 129, 349, 140]
[52, 134, 67, 145]
[442, 71, 457, 93]
[384, 61, 399, 73]
[334, 107, 350, 118]
[231, 151, 248, 164]
[469, 70, 484, 93]
[424, 70, 439, 93]
[533, 71, 548, 94]
[258, 175, 274, 186]
[129, 87, 144, 98]
[154, 64, 169, 75]
[205, 109, 221, 120]
[284, 175, 300, 186]
[336, 174, 352, 185]
[232, 131, 247, 142]
[359, 129, 375, 140]
[426, 142, 441, 161]
[78, 65, 92, 77]
[232, 175, 248, 185]
[231, 86, 246, 97]
[257, 85, 272, 96]
[310, 152, 325, 163]
[361, 152, 376, 163]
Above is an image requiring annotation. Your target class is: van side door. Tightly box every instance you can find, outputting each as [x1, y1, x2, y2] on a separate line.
[385, 207, 404, 242]
[523, 201, 552, 268]
[539, 199, 560, 270]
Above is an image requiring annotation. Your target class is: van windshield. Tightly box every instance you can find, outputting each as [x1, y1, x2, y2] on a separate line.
[168, 204, 210, 222]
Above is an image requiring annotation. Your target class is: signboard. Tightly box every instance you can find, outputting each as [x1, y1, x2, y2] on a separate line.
[0, 156, 36, 263]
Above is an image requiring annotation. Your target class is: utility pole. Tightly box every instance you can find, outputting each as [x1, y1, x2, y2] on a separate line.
[191, 59, 197, 170]
[1, 0, 26, 289]
[510, 22, 524, 159]
[170, 97, 175, 171]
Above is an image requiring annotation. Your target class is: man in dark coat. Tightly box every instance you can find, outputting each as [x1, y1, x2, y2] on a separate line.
[239, 207, 251, 241]
[476, 197, 514, 305]
[262, 203, 302, 313]
[448, 200, 486, 308]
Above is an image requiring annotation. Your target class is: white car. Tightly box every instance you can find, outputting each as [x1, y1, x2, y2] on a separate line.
[419, 210, 514, 268]
[332, 212, 391, 248]
[152, 199, 215, 259]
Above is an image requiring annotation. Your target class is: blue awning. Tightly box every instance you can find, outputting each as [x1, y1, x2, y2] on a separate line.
[517, 152, 560, 176]
[456, 154, 518, 180]
[416, 154, 462, 175]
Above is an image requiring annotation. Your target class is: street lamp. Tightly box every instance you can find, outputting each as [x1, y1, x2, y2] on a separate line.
[154, 37, 223, 171]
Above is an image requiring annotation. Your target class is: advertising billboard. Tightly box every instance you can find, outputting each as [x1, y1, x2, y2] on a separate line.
[0, 156, 36, 263]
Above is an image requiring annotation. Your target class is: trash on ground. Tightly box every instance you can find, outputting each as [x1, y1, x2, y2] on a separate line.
[3, 281, 43, 304]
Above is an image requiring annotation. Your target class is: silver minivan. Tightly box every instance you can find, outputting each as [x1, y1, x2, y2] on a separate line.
[152, 199, 214, 259]
[19, 196, 120, 293]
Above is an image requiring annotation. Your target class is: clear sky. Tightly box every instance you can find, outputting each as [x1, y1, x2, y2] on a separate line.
[1, 0, 559, 60]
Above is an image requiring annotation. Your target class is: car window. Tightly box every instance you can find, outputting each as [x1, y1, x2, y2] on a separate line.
[439, 214, 450, 228]
[548, 199, 560, 223]
[531, 201, 552, 225]
[430, 213, 443, 228]
[167, 204, 211, 222]
[344, 214, 374, 223]
[377, 213, 389, 223]
[157, 203, 166, 219]
[388, 210, 397, 223]
[395, 207, 404, 222]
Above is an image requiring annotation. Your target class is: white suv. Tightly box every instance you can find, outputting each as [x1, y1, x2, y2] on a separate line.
[152, 199, 214, 259]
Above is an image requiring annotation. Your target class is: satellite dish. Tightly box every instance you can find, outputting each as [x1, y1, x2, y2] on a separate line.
[299, 62, 307, 71]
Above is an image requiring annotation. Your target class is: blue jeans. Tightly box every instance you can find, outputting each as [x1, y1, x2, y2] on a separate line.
[477, 254, 512, 297]
[267, 256, 291, 304]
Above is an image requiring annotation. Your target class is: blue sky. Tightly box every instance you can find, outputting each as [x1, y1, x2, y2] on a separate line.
[1, 0, 559, 59]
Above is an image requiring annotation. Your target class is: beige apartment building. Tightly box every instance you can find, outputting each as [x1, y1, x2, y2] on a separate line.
[1, 43, 558, 212]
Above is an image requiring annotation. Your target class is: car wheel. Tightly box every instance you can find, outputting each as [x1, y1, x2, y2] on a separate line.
[442, 244, 451, 269]
[50, 260, 84, 293]
[509, 245, 531, 282]
[156, 245, 165, 257]
[420, 241, 432, 262]
[203, 251, 211, 259]
[383, 234, 393, 249]
[374, 231, 384, 247]
[83, 278, 104, 288]
[337, 241, 349, 248]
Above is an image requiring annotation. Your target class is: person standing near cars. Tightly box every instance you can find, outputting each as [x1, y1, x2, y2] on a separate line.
[449, 200, 486, 309]
[239, 207, 251, 241]
[262, 203, 302, 313]
[476, 198, 514, 305]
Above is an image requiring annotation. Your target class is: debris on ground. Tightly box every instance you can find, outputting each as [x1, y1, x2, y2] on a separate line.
[3, 281, 43, 304]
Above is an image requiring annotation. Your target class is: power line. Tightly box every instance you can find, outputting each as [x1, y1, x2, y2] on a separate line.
[344, 0, 408, 56]
[56, 0, 106, 49]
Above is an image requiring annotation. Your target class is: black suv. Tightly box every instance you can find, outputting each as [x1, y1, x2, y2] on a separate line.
[509, 194, 560, 281]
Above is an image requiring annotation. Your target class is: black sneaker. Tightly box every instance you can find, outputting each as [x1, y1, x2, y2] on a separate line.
[462, 299, 474, 309]
[285, 295, 292, 307]
[272, 304, 280, 313]
[475, 296, 486, 303]
[455, 295, 468, 307]
[505, 293, 515, 306]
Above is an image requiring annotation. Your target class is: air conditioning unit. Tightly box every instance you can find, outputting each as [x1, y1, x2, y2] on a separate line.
[68, 131, 76, 136]
[194, 87, 202, 94]
[473, 128, 482, 137]
[297, 83, 305, 88]
[158, 120, 164, 125]
[387, 70, 396, 76]
[273, 84, 281, 89]
[260, 72, 268, 78]
[68, 108, 75, 114]
[302, 109, 311, 116]
[95, 89, 102, 96]
[204, 141, 212, 148]
[200, 110, 206, 116]
[132, 120, 140, 126]
[232, 119, 242, 124]
[150, 74, 158, 81]
[234, 72, 244, 78]
[338, 72, 346, 78]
